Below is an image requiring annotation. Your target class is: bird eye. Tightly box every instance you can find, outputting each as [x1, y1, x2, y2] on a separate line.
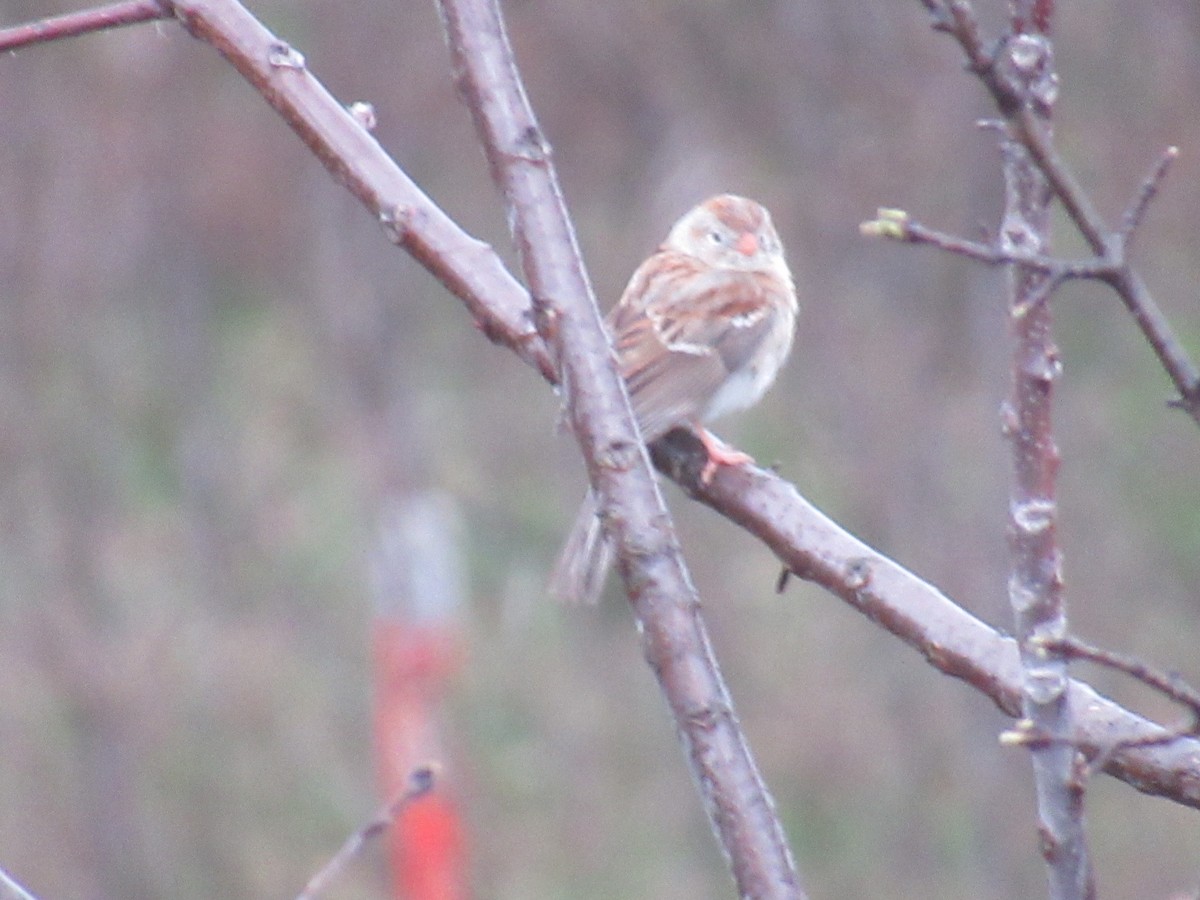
[707, 230, 724, 244]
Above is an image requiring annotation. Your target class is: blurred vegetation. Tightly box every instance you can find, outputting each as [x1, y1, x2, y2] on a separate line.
[2, 1, 1199, 898]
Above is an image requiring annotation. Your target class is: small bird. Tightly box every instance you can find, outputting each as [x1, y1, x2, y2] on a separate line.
[549, 194, 799, 604]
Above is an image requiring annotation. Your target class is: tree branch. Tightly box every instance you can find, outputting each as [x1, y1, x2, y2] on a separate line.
[860, 207, 1116, 277]
[0, 868, 39, 900]
[651, 431, 1200, 810]
[1003, 631, 1200, 789]
[1041, 635, 1200, 726]
[993, 12, 1094, 895]
[166, 0, 556, 386]
[432, 0, 804, 896]
[1117, 145, 1179, 251]
[918, 0, 1200, 425]
[0, 1, 168, 53]
[295, 766, 437, 900]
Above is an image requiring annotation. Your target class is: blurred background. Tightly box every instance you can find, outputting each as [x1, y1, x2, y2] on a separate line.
[2, 1, 1199, 897]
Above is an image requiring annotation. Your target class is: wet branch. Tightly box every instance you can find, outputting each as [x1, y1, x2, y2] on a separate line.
[861, 207, 1115, 278]
[1043, 636, 1200, 724]
[169, 0, 556, 386]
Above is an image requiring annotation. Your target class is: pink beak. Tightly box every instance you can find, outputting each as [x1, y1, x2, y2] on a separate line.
[734, 232, 759, 256]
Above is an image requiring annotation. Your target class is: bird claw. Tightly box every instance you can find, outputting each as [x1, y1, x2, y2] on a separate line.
[697, 429, 754, 484]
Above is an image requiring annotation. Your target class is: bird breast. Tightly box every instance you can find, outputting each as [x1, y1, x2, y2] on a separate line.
[702, 299, 796, 422]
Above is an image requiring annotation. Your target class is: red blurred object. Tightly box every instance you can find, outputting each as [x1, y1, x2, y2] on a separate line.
[373, 621, 468, 900]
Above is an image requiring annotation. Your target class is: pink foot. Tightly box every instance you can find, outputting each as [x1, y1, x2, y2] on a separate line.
[696, 429, 754, 484]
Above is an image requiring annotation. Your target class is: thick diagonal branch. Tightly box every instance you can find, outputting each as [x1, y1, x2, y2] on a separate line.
[169, 0, 555, 386]
[433, 0, 804, 896]
[652, 431, 1200, 810]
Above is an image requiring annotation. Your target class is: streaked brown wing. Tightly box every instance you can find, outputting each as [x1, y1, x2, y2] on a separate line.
[607, 251, 784, 441]
[616, 315, 727, 440]
[666, 270, 788, 376]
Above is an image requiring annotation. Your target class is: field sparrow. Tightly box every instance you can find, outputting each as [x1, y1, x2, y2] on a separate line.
[549, 194, 798, 604]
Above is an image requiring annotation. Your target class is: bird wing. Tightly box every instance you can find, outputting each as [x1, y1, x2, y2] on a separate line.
[608, 251, 789, 441]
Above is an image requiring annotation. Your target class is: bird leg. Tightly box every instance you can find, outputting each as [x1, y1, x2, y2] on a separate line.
[695, 428, 754, 484]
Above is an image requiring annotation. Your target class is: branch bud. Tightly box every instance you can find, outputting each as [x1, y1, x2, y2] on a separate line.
[859, 208, 911, 240]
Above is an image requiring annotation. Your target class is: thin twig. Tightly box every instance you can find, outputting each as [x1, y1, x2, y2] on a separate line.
[1002, 711, 1197, 791]
[0, 1, 168, 53]
[1010, 270, 1067, 320]
[860, 207, 1104, 319]
[1040, 634, 1200, 780]
[434, 0, 804, 896]
[919, 0, 1200, 424]
[861, 207, 1115, 278]
[1040, 635, 1200, 720]
[1118, 145, 1180, 250]
[1001, 716, 1197, 755]
[295, 766, 437, 900]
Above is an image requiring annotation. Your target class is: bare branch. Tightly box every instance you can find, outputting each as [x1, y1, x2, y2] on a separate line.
[433, 0, 804, 895]
[861, 207, 1115, 278]
[165, 0, 555, 385]
[1000, 715, 1197, 769]
[651, 431, 1200, 809]
[993, 11, 1096, 896]
[0, 867, 39, 900]
[1001, 629, 1200, 786]
[919, 0, 1200, 425]
[1040, 636, 1200, 723]
[1118, 146, 1179, 250]
[0, 1, 168, 53]
[295, 766, 437, 900]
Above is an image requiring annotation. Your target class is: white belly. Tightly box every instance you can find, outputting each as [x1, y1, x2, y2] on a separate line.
[702, 319, 795, 422]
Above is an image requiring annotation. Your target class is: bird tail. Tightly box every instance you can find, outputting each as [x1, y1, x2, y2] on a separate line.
[548, 490, 614, 605]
